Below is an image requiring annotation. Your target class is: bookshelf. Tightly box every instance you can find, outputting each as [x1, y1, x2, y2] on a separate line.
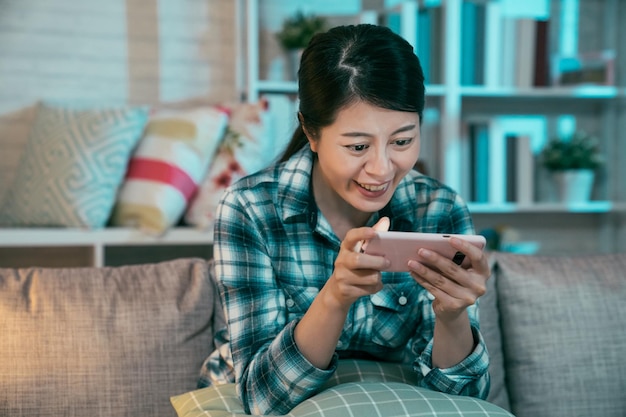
[0, 228, 214, 268]
[239, 0, 626, 254]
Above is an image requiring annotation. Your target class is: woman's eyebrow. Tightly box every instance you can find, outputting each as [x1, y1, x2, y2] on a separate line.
[340, 124, 417, 138]
[392, 124, 417, 134]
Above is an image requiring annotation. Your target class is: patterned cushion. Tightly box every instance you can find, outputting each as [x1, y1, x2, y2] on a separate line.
[0, 102, 148, 228]
[0, 258, 217, 417]
[170, 359, 514, 417]
[493, 252, 626, 417]
[184, 100, 275, 229]
[111, 106, 228, 234]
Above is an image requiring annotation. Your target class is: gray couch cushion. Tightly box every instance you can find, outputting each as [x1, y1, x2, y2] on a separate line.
[478, 255, 511, 411]
[0, 258, 216, 417]
[493, 252, 626, 417]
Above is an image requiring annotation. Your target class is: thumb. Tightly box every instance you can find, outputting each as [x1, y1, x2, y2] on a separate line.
[373, 216, 390, 232]
[357, 217, 391, 253]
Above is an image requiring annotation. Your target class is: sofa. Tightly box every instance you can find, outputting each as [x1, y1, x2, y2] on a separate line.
[1, 252, 625, 417]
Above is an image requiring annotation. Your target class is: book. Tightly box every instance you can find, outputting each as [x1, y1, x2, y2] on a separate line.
[426, 6, 442, 84]
[500, 17, 517, 87]
[515, 134, 534, 205]
[474, 4, 486, 85]
[515, 19, 537, 88]
[465, 115, 546, 205]
[533, 19, 550, 86]
[505, 134, 534, 204]
[496, 116, 547, 204]
[416, 6, 432, 82]
[487, 118, 506, 204]
[468, 122, 490, 203]
[483, 1, 503, 87]
[461, 1, 478, 86]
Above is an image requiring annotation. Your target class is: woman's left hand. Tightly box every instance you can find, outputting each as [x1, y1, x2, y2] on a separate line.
[407, 236, 489, 322]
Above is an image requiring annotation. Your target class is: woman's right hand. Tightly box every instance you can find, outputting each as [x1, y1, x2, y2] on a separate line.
[294, 217, 391, 369]
[323, 217, 391, 311]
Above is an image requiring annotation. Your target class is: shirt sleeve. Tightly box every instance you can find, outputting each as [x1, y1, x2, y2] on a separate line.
[214, 189, 337, 415]
[245, 320, 338, 415]
[414, 299, 491, 399]
[412, 193, 491, 399]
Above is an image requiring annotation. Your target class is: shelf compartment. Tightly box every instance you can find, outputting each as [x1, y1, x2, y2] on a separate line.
[467, 201, 620, 214]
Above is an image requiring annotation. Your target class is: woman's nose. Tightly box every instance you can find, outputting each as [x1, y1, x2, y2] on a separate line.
[365, 150, 392, 177]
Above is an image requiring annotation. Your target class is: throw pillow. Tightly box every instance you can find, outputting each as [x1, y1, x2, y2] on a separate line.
[171, 359, 514, 417]
[184, 100, 275, 229]
[111, 106, 228, 234]
[0, 258, 217, 417]
[0, 102, 148, 228]
[493, 252, 626, 417]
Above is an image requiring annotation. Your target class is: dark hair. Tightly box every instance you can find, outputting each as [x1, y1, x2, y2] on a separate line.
[279, 24, 425, 162]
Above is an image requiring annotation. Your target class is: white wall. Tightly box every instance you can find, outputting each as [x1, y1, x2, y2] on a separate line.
[0, 0, 238, 198]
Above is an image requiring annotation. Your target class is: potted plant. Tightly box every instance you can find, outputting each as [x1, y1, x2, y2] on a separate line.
[275, 11, 327, 79]
[539, 131, 604, 203]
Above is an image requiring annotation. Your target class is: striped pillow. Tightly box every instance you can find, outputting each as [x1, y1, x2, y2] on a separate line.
[0, 102, 148, 228]
[111, 106, 228, 234]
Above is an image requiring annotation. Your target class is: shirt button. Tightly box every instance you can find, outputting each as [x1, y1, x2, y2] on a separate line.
[398, 295, 408, 306]
[286, 298, 295, 308]
[337, 340, 344, 349]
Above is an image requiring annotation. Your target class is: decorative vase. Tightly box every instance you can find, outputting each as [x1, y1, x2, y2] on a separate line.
[552, 169, 595, 203]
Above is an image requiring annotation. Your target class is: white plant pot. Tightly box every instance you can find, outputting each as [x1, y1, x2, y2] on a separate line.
[552, 169, 595, 203]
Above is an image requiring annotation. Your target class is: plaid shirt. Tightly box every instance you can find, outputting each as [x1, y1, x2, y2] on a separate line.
[201, 146, 490, 415]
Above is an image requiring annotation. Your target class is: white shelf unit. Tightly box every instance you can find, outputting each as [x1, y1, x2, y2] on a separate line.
[240, 0, 626, 255]
[467, 201, 626, 214]
[0, 228, 214, 267]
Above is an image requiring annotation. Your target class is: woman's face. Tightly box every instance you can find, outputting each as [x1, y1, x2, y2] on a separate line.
[308, 100, 421, 217]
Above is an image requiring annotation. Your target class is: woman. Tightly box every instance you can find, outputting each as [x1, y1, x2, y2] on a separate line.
[200, 24, 491, 415]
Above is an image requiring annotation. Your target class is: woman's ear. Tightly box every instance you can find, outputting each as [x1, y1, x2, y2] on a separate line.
[299, 112, 318, 152]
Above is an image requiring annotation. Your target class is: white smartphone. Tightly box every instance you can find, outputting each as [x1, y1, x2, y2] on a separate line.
[363, 231, 486, 272]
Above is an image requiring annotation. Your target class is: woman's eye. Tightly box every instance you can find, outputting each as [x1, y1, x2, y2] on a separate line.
[348, 144, 368, 152]
[393, 138, 413, 147]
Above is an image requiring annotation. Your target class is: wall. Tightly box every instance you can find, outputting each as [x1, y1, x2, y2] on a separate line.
[0, 0, 623, 256]
[0, 0, 238, 199]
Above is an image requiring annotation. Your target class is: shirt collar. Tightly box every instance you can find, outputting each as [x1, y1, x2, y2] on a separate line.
[278, 146, 315, 224]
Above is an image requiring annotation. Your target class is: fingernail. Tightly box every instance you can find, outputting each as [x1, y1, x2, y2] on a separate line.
[354, 240, 366, 253]
[408, 260, 424, 273]
[419, 248, 433, 258]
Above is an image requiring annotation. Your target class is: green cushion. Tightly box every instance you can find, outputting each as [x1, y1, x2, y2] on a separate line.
[171, 359, 514, 417]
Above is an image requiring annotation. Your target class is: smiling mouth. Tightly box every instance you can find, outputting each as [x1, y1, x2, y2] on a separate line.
[357, 182, 389, 192]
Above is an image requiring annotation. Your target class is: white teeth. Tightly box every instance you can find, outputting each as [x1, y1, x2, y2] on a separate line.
[360, 183, 387, 192]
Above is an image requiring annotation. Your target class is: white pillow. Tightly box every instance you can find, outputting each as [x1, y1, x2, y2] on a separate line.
[184, 100, 274, 229]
